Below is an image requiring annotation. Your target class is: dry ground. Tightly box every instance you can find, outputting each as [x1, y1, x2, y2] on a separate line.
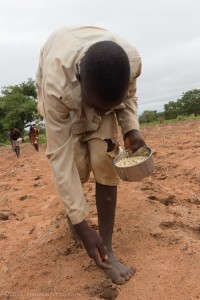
[0, 119, 200, 300]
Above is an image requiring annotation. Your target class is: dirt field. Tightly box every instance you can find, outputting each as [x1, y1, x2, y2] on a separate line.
[0, 119, 200, 300]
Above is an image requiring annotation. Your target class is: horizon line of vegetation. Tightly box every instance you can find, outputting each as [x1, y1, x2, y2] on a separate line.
[0, 78, 199, 145]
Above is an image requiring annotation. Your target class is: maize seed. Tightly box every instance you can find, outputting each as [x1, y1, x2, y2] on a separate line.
[115, 155, 147, 167]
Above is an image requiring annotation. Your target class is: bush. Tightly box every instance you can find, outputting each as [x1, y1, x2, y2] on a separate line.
[157, 117, 165, 124]
[38, 133, 46, 144]
[176, 115, 187, 121]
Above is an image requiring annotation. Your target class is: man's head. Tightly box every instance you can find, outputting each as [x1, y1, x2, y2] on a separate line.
[78, 41, 130, 112]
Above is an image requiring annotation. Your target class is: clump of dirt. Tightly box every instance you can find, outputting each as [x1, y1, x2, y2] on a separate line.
[85, 280, 119, 300]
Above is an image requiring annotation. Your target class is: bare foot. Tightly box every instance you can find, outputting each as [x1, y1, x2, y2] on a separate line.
[105, 255, 135, 285]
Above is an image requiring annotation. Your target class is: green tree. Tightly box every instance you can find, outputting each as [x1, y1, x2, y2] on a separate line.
[1, 78, 37, 98]
[180, 89, 200, 116]
[164, 100, 182, 119]
[139, 110, 158, 123]
[0, 78, 41, 143]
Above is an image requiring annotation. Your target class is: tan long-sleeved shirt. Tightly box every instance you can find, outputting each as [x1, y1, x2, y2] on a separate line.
[36, 26, 142, 224]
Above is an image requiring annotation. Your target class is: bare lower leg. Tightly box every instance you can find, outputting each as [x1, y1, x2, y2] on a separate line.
[34, 143, 39, 152]
[15, 146, 20, 157]
[96, 182, 135, 285]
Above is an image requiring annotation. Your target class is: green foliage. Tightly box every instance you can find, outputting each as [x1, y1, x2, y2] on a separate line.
[180, 89, 200, 116]
[164, 89, 200, 119]
[38, 133, 46, 144]
[164, 100, 183, 119]
[139, 88, 200, 124]
[0, 78, 42, 142]
[0, 79, 199, 143]
[157, 117, 165, 124]
[139, 110, 158, 123]
[176, 115, 187, 121]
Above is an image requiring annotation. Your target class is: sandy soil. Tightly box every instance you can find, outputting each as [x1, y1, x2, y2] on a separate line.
[0, 119, 200, 300]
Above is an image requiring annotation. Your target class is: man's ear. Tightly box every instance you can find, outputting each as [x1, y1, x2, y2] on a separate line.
[75, 63, 81, 81]
[75, 70, 81, 81]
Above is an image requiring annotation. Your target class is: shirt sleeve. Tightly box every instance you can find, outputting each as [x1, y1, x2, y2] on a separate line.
[36, 47, 45, 117]
[40, 78, 89, 225]
[115, 56, 142, 136]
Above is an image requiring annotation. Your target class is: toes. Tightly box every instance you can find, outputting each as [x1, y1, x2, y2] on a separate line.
[130, 267, 136, 275]
[120, 267, 136, 281]
[114, 277, 126, 285]
[106, 270, 126, 285]
[105, 259, 136, 285]
[126, 273, 133, 281]
[120, 271, 131, 281]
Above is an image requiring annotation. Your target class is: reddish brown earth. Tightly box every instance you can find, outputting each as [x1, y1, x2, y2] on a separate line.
[0, 119, 200, 300]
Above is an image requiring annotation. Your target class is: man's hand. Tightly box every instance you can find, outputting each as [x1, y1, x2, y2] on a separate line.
[74, 220, 111, 269]
[124, 129, 146, 154]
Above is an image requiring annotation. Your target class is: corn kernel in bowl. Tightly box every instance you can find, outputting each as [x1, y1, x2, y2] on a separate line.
[115, 155, 147, 167]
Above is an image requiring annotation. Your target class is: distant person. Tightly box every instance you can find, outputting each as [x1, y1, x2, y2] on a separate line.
[36, 26, 146, 285]
[9, 128, 22, 157]
[29, 126, 39, 151]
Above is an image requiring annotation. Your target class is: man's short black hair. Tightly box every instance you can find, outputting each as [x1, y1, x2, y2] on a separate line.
[80, 41, 130, 103]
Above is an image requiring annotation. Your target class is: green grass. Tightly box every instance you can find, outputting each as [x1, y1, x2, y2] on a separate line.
[0, 133, 47, 147]
[140, 115, 200, 126]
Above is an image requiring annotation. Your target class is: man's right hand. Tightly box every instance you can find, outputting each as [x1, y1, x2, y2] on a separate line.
[74, 220, 111, 270]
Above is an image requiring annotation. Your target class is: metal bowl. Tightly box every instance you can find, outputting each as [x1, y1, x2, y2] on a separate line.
[113, 146, 155, 181]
